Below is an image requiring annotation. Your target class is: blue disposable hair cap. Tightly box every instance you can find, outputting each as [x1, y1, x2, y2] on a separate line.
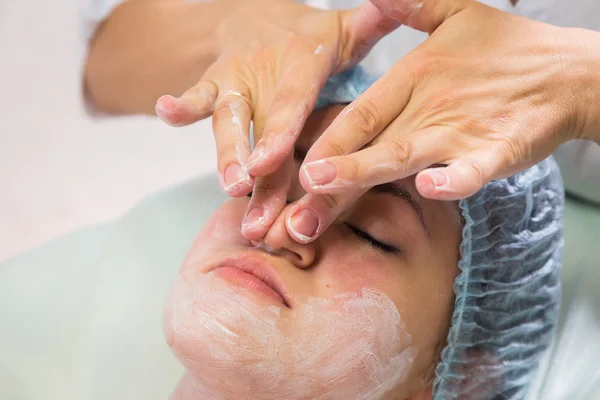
[316, 66, 565, 400]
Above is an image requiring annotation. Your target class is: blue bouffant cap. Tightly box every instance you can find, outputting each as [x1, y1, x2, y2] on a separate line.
[317, 67, 565, 399]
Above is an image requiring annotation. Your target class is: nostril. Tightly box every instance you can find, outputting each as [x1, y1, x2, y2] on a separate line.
[292, 251, 311, 268]
[252, 239, 310, 268]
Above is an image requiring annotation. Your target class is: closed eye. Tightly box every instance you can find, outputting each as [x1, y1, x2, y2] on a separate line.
[344, 222, 400, 255]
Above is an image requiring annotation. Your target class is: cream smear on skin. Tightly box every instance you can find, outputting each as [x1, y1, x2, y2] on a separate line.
[164, 271, 416, 400]
[223, 100, 251, 191]
[229, 102, 247, 167]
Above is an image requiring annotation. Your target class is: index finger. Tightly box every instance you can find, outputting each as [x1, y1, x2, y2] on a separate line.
[245, 51, 331, 176]
[303, 61, 415, 167]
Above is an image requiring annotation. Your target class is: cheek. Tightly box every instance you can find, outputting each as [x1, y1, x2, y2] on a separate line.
[163, 271, 281, 370]
[182, 199, 249, 268]
[312, 249, 392, 296]
[202, 200, 247, 240]
[164, 272, 418, 399]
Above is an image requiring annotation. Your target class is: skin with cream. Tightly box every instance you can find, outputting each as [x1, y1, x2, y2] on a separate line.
[222, 99, 252, 194]
[164, 105, 463, 400]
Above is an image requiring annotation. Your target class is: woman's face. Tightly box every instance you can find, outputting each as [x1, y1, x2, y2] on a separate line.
[164, 106, 463, 400]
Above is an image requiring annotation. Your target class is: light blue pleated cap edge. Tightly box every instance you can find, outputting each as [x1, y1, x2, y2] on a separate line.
[317, 67, 565, 399]
[433, 157, 564, 399]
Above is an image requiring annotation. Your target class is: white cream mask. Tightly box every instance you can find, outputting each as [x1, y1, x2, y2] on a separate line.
[164, 270, 416, 400]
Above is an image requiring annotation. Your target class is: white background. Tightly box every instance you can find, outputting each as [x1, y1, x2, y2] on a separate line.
[0, 0, 217, 263]
[1, 1, 599, 399]
[2, 0, 599, 264]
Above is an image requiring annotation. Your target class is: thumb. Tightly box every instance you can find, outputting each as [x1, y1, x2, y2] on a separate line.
[368, 0, 472, 33]
[341, 2, 401, 67]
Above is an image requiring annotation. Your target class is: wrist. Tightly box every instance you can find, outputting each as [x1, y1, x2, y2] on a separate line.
[570, 28, 600, 143]
[585, 42, 600, 144]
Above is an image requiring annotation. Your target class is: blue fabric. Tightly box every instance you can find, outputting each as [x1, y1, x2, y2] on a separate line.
[315, 67, 378, 109]
[317, 67, 565, 400]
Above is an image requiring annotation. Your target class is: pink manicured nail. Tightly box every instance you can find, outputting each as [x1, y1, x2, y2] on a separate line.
[287, 209, 319, 242]
[223, 163, 250, 193]
[302, 160, 337, 187]
[428, 171, 448, 188]
[246, 139, 267, 169]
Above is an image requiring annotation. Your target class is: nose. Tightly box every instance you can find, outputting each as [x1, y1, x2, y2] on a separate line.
[258, 205, 316, 268]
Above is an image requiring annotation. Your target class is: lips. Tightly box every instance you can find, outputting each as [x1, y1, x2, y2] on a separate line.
[209, 254, 291, 308]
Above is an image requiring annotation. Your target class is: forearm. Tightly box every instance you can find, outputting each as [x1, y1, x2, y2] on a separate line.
[84, 0, 226, 115]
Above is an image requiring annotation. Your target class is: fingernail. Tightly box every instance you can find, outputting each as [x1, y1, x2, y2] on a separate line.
[246, 139, 266, 169]
[243, 206, 264, 228]
[223, 163, 249, 190]
[155, 95, 175, 115]
[428, 171, 448, 188]
[287, 209, 319, 242]
[302, 160, 337, 187]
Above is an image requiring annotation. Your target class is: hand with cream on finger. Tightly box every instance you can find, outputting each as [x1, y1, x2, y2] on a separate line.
[279, 0, 600, 243]
[153, 0, 398, 235]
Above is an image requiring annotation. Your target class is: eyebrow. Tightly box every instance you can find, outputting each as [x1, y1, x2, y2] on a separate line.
[371, 182, 431, 237]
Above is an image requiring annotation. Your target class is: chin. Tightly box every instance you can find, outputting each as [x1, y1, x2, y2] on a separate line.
[163, 268, 418, 400]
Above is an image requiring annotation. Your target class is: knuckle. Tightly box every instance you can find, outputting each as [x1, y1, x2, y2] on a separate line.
[212, 100, 234, 121]
[196, 80, 218, 101]
[388, 138, 413, 165]
[496, 136, 527, 170]
[348, 100, 381, 138]
[467, 160, 485, 187]
[321, 136, 347, 156]
[320, 193, 342, 213]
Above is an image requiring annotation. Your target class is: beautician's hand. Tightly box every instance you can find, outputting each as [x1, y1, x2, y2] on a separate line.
[276, 0, 600, 243]
[154, 0, 395, 200]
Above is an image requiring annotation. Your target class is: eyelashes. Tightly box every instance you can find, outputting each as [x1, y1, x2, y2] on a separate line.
[344, 222, 400, 255]
[247, 185, 398, 255]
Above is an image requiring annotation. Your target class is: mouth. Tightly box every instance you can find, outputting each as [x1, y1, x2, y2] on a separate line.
[209, 254, 291, 308]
